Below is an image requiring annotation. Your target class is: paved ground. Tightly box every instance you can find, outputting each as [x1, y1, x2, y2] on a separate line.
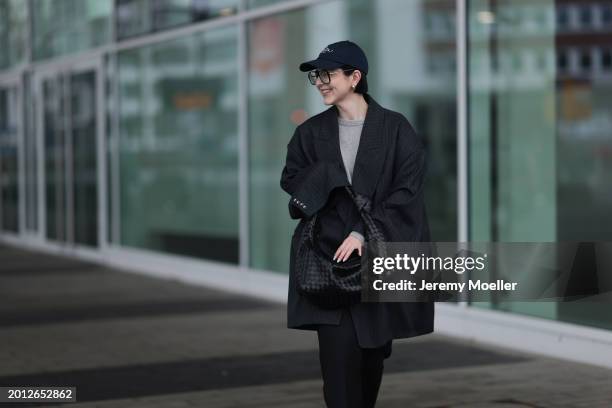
[0, 243, 611, 408]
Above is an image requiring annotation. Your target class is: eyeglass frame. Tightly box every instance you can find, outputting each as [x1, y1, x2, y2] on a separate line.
[307, 68, 356, 85]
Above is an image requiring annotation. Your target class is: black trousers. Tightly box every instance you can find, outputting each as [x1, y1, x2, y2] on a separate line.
[316, 308, 393, 408]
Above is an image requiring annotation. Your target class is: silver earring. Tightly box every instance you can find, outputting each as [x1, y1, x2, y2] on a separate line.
[352, 84, 356, 89]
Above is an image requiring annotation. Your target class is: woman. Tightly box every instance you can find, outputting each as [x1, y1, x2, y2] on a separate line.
[280, 40, 434, 408]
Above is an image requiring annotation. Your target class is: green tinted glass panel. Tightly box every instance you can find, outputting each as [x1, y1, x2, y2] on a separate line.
[0, 0, 28, 70]
[116, 0, 239, 39]
[0, 87, 19, 232]
[468, 0, 612, 329]
[71, 71, 98, 246]
[247, 0, 290, 8]
[42, 77, 67, 242]
[32, 0, 112, 60]
[117, 25, 239, 263]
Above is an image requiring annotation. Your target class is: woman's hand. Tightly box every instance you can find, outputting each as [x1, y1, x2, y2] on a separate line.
[333, 235, 363, 262]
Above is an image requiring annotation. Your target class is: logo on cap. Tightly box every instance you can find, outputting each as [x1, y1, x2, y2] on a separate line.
[320, 47, 334, 54]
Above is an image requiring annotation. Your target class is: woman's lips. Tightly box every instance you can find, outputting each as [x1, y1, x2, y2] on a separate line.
[321, 89, 332, 95]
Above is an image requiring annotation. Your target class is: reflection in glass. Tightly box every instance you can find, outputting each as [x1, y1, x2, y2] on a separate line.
[40, 71, 100, 246]
[0, 87, 19, 232]
[116, 0, 239, 39]
[31, 0, 112, 60]
[246, 0, 289, 8]
[71, 71, 99, 246]
[248, 0, 457, 273]
[468, 0, 612, 329]
[117, 25, 239, 263]
[0, 0, 28, 70]
[43, 77, 67, 241]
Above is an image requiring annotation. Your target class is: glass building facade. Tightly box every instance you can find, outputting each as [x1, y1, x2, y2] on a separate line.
[1, 0, 611, 336]
[467, 0, 612, 329]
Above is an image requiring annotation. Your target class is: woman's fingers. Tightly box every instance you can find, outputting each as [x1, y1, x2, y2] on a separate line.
[339, 245, 351, 262]
[333, 246, 342, 262]
[333, 237, 363, 262]
[334, 240, 346, 262]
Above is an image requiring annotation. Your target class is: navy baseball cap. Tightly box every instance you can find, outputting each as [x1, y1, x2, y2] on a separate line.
[299, 40, 369, 74]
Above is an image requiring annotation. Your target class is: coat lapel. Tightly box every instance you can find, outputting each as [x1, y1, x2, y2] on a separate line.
[314, 94, 386, 198]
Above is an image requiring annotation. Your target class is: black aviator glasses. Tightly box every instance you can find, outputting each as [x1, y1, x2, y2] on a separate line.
[307, 68, 354, 85]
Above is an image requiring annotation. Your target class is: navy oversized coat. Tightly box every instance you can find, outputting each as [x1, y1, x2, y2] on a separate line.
[280, 93, 434, 348]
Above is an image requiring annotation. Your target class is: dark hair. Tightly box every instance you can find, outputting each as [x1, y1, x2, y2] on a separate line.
[341, 64, 368, 94]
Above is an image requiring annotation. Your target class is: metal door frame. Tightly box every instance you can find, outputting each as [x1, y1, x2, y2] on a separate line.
[32, 55, 106, 258]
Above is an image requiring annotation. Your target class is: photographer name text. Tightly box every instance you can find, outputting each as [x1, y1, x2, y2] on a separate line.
[372, 279, 518, 292]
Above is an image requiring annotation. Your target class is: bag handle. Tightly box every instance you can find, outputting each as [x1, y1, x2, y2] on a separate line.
[304, 187, 386, 249]
[344, 186, 386, 242]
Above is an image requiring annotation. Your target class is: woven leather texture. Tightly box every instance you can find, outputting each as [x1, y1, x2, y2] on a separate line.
[295, 186, 387, 308]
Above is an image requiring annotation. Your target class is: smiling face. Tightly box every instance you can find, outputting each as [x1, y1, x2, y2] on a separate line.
[314, 68, 361, 105]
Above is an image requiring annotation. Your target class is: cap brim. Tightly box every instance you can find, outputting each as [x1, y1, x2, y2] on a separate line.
[299, 58, 343, 72]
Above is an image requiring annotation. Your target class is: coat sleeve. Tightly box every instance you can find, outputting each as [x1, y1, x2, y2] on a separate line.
[280, 126, 350, 219]
[350, 219, 365, 241]
[370, 119, 429, 242]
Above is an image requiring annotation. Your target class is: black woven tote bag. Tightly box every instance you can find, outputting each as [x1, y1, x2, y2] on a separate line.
[294, 186, 387, 309]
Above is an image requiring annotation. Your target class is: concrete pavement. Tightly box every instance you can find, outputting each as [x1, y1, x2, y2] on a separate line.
[0, 244, 611, 408]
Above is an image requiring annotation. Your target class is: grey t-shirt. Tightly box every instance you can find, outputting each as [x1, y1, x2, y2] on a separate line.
[338, 116, 364, 184]
[338, 116, 365, 243]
